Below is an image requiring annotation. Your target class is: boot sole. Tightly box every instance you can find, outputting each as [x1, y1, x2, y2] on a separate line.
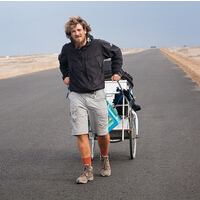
[76, 177, 94, 184]
[101, 172, 111, 177]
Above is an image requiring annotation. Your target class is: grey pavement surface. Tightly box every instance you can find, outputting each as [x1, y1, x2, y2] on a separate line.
[0, 49, 200, 200]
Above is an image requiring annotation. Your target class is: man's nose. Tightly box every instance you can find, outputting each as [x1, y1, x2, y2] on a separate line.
[75, 30, 79, 35]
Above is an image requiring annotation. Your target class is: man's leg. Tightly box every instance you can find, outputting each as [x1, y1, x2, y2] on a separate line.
[98, 133, 110, 156]
[77, 134, 91, 166]
[87, 89, 111, 177]
[76, 134, 93, 184]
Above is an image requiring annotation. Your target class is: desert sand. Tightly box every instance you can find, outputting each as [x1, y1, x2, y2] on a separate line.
[0, 49, 146, 79]
[0, 53, 59, 79]
[160, 47, 200, 87]
[0, 47, 200, 87]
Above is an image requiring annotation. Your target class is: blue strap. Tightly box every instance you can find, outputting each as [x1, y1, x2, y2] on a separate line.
[116, 92, 123, 105]
[66, 85, 70, 98]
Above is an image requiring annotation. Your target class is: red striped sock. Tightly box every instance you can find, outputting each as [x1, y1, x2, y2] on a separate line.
[100, 149, 108, 157]
[82, 157, 91, 166]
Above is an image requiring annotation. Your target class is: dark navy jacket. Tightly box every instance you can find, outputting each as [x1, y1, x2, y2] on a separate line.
[59, 35, 123, 93]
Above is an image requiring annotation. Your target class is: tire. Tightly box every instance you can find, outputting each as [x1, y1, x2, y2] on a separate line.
[129, 111, 137, 159]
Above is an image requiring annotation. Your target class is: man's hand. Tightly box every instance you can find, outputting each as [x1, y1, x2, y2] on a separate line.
[64, 77, 70, 85]
[111, 74, 121, 81]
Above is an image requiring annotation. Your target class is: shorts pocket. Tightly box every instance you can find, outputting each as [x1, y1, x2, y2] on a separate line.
[70, 106, 79, 134]
[70, 107, 77, 122]
[96, 89, 106, 100]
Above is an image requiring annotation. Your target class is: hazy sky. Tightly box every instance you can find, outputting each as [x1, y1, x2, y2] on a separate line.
[1, 1, 200, 56]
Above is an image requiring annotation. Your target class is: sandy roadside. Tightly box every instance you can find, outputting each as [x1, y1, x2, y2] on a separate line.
[160, 47, 200, 87]
[1, 47, 200, 88]
[0, 49, 146, 79]
[0, 53, 59, 79]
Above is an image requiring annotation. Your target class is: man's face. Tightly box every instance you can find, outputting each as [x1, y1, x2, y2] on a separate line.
[71, 23, 87, 47]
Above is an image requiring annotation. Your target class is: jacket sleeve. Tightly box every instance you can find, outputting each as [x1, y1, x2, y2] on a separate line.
[58, 46, 70, 80]
[101, 40, 123, 76]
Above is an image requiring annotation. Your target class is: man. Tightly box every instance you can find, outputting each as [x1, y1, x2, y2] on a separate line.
[59, 16, 122, 184]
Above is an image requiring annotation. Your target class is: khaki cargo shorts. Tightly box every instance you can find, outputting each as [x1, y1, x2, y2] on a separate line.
[68, 89, 108, 136]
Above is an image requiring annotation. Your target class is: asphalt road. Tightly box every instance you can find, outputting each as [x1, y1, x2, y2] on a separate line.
[0, 49, 200, 200]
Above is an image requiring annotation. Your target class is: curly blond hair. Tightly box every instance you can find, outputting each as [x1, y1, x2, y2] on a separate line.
[65, 16, 91, 39]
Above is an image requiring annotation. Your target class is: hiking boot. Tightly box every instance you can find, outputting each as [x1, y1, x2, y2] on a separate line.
[100, 155, 111, 177]
[76, 165, 94, 184]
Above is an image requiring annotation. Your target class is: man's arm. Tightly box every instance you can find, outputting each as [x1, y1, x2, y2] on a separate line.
[58, 46, 70, 82]
[101, 40, 123, 77]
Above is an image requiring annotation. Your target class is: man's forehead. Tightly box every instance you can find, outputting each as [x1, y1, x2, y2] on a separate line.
[71, 24, 83, 31]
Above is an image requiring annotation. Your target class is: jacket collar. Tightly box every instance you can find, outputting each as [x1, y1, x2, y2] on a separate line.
[71, 34, 94, 49]
[87, 34, 93, 43]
